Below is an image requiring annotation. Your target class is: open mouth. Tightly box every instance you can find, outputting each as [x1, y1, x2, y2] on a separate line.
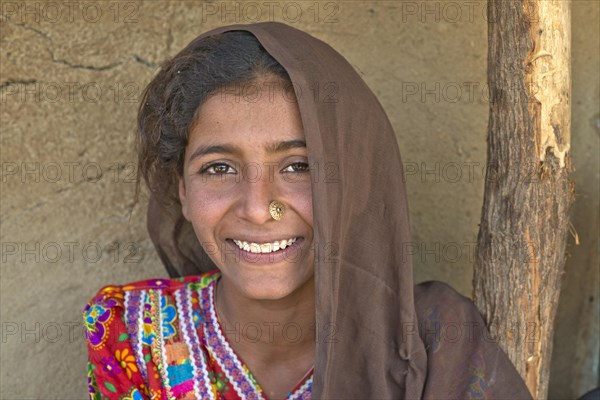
[225, 237, 305, 262]
[231, 237, 298, 254]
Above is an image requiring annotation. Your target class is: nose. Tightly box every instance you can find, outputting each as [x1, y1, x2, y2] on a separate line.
[236, 164, 278, 225]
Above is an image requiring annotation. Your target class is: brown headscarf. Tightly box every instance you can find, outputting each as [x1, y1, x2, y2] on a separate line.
[147, 22, 532, 399]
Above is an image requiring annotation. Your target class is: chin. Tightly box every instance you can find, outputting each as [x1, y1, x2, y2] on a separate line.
[242, 286, 296, 301]
[227, 265, 313, 301]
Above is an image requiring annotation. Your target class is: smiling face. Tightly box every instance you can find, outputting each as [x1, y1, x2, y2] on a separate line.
[179, 77, 314, 300]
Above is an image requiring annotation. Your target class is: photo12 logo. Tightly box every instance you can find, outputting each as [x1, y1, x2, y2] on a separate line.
[1, 161, 138, 184]
[1, 1, 139, 24]
[1, 241, 144, 264]
[1, 81, 140, 104]
[398, 1, 540, 24]
[198, 1, 340, 24]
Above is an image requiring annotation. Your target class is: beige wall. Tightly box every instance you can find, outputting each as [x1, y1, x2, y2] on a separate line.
[1, 1, 597, 398]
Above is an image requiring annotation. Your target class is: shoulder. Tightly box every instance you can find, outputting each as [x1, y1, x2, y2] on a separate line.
[83, 269, 221, 313]
[85, 270, 220, 303]
[414, 280, 475, 313]
[82, 269, 220, 349]
[413, 281, 486, 343]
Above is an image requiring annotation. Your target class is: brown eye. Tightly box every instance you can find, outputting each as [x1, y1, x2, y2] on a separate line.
[200, 163, 236, 175]
[282, 162, 309, 173]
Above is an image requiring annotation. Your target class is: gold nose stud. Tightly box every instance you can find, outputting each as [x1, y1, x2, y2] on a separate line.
[269, 200, 285, 221]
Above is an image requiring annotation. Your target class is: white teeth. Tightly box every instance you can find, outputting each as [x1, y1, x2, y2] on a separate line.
[260, 243, 271, 252]
[232, 237, 297, 254]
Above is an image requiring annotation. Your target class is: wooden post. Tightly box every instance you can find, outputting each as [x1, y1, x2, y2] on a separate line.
[473, 0, 574, 398]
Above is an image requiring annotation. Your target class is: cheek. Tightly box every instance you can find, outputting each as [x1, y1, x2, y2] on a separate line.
[297, 190, 313, 227]
[185, 186, 230, 239]
[281, 181, 313, 228]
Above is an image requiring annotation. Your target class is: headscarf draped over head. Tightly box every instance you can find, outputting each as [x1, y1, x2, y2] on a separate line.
[147, 22, 532, 399]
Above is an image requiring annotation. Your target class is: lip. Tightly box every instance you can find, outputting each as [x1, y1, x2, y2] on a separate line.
[225, 237, 305, 264]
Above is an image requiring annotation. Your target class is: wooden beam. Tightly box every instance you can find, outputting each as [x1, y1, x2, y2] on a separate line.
[473, 0, 574, 398]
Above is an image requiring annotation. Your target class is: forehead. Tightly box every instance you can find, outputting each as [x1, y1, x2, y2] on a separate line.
[188, 80, 305, 146]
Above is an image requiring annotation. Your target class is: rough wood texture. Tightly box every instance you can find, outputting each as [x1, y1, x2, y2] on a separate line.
[473, 1, 574, 399]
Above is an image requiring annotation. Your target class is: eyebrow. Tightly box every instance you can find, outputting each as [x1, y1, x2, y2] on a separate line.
[188, 139, 307, 163]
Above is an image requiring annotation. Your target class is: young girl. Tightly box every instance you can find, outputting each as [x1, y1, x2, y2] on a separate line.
[83, 22, 531, 400]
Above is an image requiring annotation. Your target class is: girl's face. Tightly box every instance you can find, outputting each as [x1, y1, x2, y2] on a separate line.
[179, 78, 314, 300]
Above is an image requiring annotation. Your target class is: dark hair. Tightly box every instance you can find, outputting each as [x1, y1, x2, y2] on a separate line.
[136, 31, 291, 206]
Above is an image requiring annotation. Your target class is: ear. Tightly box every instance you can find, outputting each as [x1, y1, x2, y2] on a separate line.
[178, 176, 189, 221]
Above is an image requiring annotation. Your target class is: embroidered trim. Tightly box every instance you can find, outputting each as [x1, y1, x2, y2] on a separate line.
[148, 289, 175, 400]
[125, 290, 147, 381]
[288, 375, 313, 400]
[175, 285, 216, 399]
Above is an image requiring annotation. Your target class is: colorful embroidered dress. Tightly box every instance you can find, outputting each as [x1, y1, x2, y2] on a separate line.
[83, 270, 313, 400]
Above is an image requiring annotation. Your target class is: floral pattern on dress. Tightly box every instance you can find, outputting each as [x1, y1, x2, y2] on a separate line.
[119, 387, 144, 400]
[141, 293, 177, 346]
[160, 295, 178, 339]
[88, 362, 101, 399]
[84, 298, 117, 349]
[115, 348, 138, 379]
[101, 355, 121, 378]
[466, 349, 488, 399]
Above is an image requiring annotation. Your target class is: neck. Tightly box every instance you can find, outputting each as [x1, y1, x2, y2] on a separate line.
[215, 275, 316, 365]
